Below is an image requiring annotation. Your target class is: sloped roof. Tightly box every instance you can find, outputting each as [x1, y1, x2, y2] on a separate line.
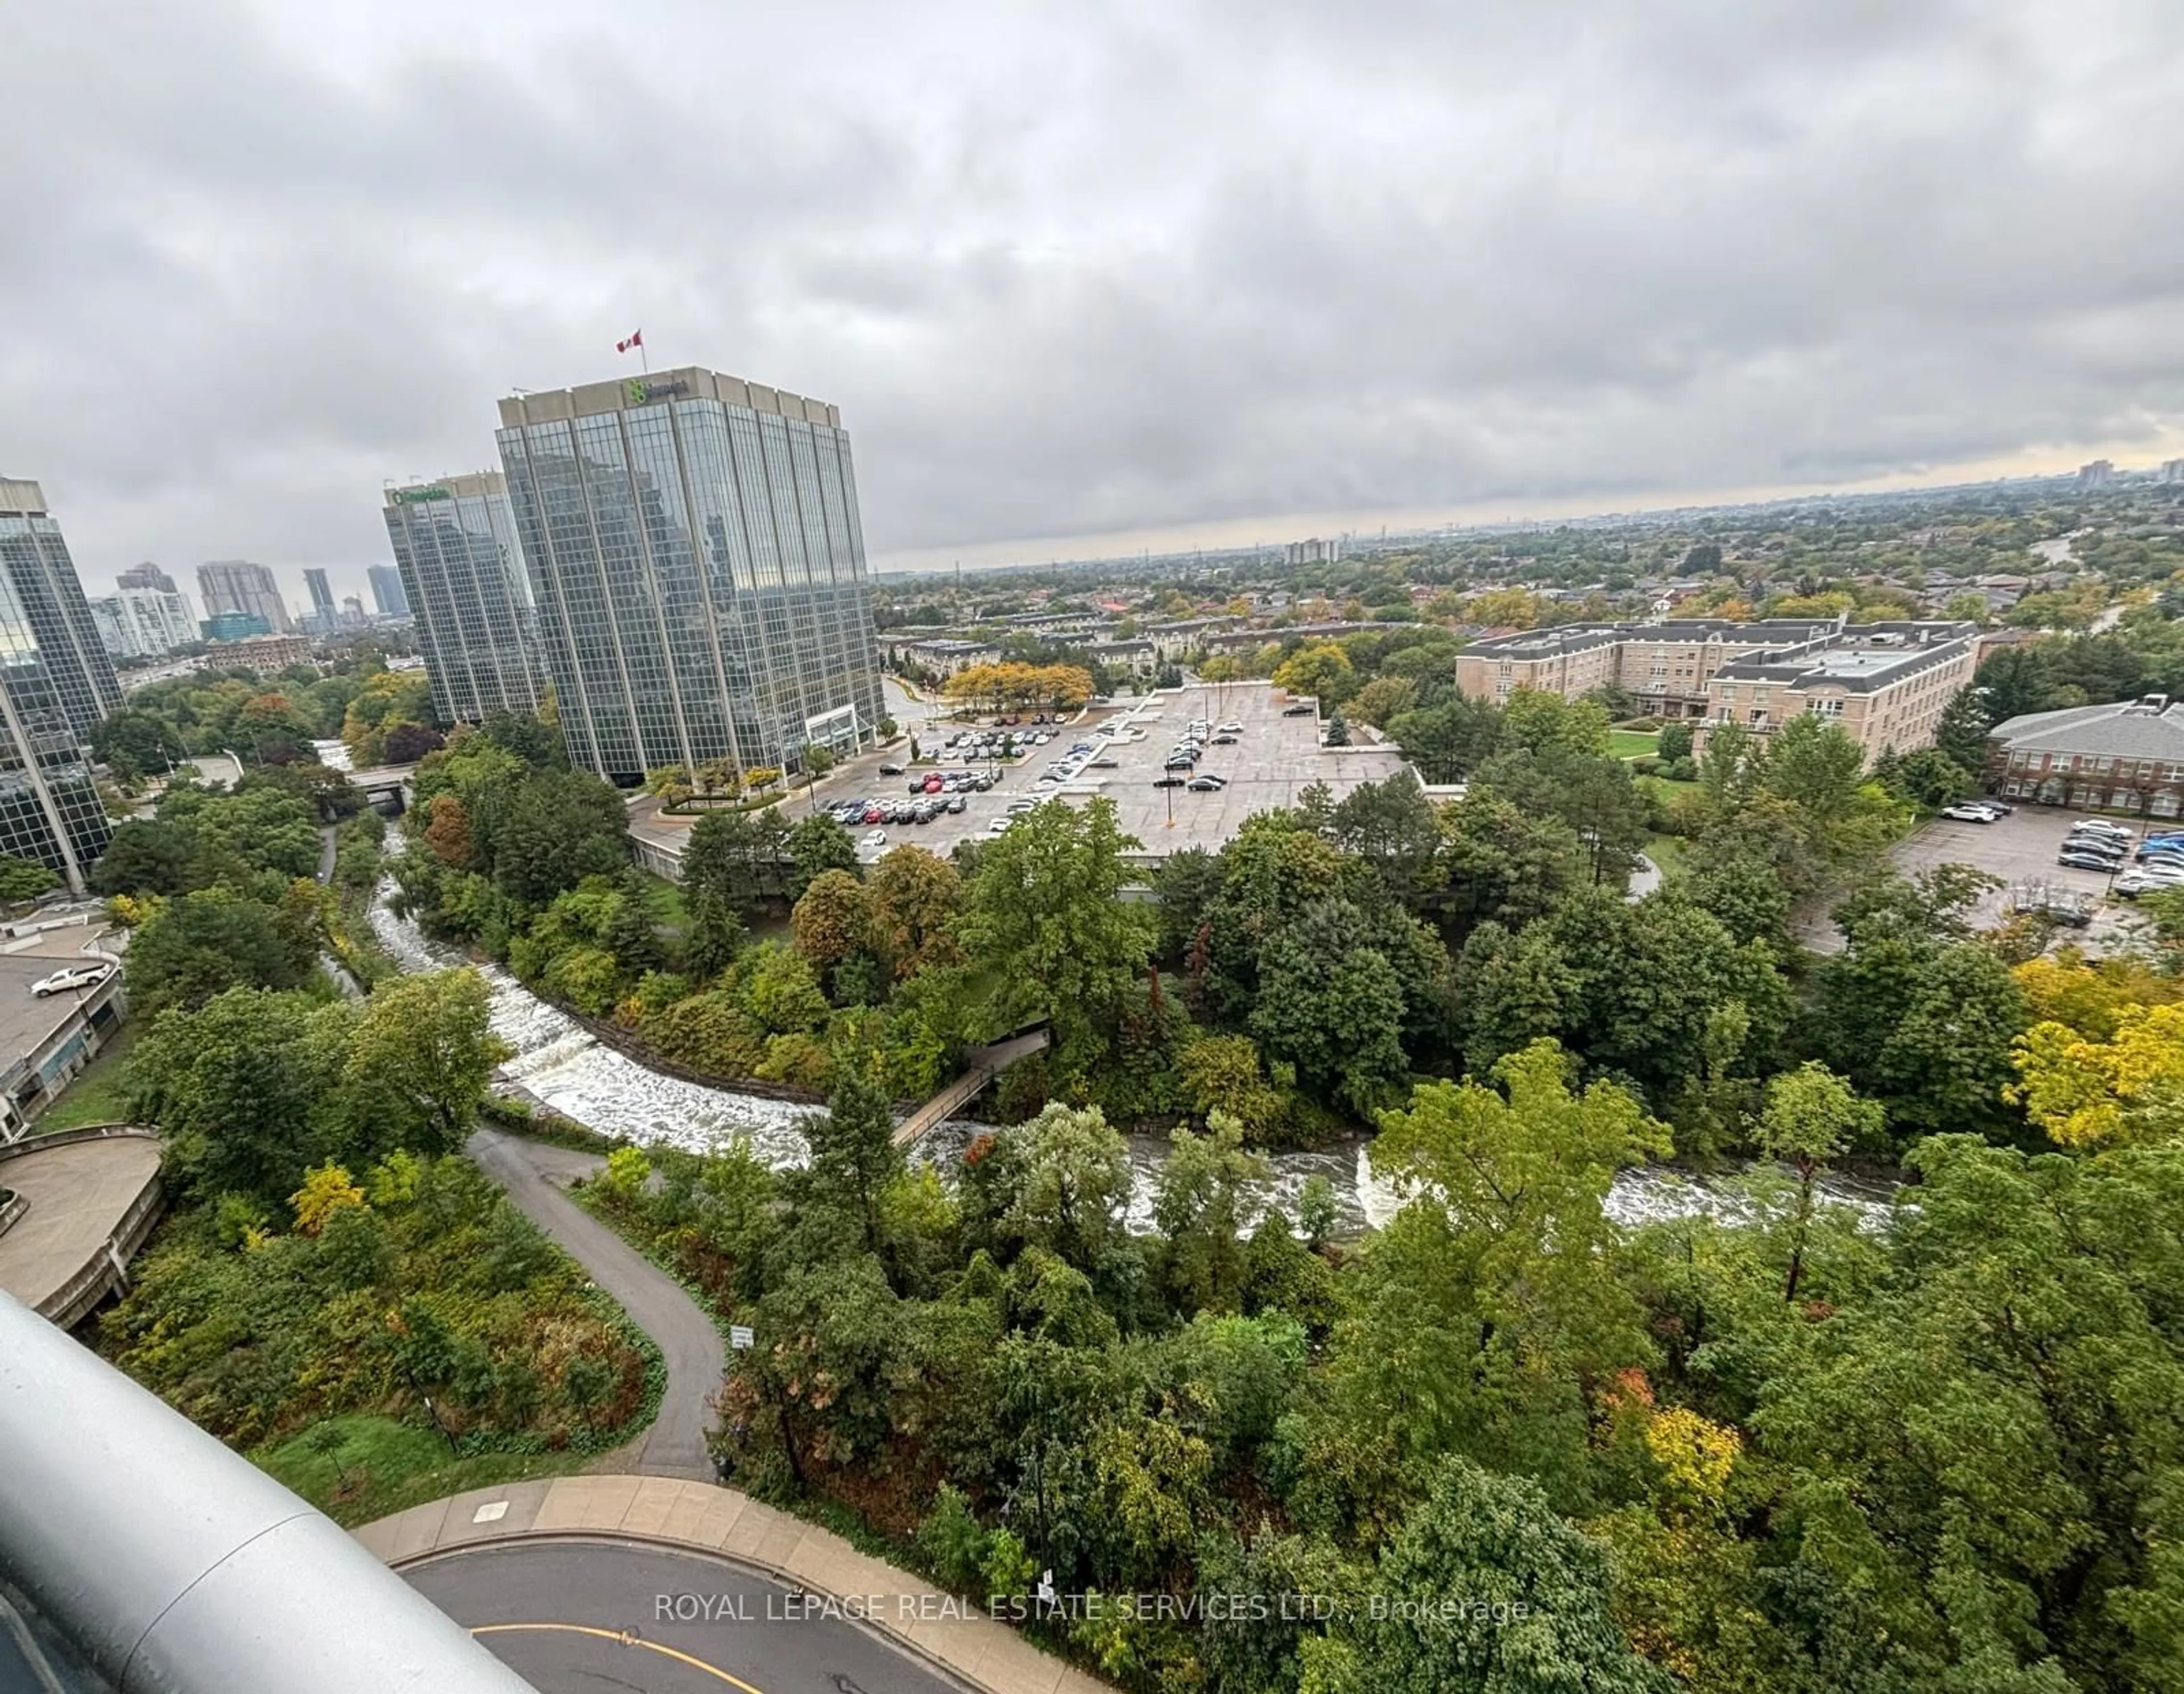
[1991, 699, 2184, 759]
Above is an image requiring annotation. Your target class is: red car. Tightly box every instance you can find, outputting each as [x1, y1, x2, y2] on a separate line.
[863, 806, 884, 825]
[923, 775, 944, 793]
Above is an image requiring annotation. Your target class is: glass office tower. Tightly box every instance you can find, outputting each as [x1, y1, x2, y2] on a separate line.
[382, 473, 543, 724]
[0, 480, 124, 743]
[0, 482, 115, 891]
[495, 368, 884, 786]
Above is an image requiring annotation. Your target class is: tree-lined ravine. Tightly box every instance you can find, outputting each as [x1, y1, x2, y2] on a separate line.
[371, 862, 1897, 1237]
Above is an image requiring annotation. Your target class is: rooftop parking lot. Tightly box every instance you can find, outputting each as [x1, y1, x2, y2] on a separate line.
[624, 685, 1422, 872]
[811, 684, 1414, 865]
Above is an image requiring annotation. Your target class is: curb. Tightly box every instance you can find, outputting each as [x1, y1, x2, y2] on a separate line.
[357, 1473, 1112, 1694]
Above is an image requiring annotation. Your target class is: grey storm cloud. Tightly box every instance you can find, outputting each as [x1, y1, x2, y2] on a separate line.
[6, 0, 2184, 596]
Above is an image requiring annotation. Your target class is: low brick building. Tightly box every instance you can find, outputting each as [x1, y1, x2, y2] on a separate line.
[1986, 695, 2184, 818]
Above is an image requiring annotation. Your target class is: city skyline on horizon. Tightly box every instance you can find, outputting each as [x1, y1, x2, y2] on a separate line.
[32, 426, 2184, 609]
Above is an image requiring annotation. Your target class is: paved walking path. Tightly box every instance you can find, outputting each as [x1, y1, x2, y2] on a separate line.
[358, 1473, 1113, 1694]
[466, 1127, 722, 1483]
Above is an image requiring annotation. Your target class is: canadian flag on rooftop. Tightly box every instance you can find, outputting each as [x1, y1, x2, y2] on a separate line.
[617, 329, 643, 353]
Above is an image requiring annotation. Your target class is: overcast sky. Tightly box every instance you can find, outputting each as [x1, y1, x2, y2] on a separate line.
[7, 1, 2184, 605]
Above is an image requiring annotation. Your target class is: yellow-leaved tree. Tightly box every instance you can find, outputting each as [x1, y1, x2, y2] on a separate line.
[2010, 1002, 2184, 1148]
[290, 1162, 367, 1236]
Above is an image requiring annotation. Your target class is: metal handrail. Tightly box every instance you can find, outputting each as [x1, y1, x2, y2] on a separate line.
[0, 1291, 534, 1693]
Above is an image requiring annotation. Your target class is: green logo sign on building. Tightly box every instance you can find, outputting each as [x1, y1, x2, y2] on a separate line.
[392, 486, 451, 505]
[625, 378, 650, 405]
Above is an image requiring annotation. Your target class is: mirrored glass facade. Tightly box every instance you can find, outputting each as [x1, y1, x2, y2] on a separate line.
[0, 483, 123, 742]
[495, 370, 883, 785]
[0, 483, 117, 891]
[382, 474, 543, 725]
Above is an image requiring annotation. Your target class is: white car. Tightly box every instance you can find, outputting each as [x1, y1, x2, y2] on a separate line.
[986, 816, 1013, 834]
[32, 963, 112, 997]
[2071, 819, 2135, 841]
[1940, 803, 1997, 823]
[860, 829, 887, 849]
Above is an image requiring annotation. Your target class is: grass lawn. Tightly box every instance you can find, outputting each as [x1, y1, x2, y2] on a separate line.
[35, 1022, 138, 1134]
[1643, 833, 1689, 878]
[1608, 728, 1661, 760]
[255, 1414, 595, 1528]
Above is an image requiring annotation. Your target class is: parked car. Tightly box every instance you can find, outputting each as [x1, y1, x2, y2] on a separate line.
[1211, 734, 1239, 745]
[1153, 775, 1186, 788]
[2059, 849, 2125, 871]
[878, 762, 905, 776]
[2070, 819, 2134, 841]
[31, 963, 111, 997]
[861, 829, 887, 848]
[1940, 803, 1997, 823]
[1186, 776, 1224, 791]
[1217, 722, 1244, 735]
[1089, 758, 1118, 769]
[1282, 703, 1316, 716]
[946, 796, 967, 813]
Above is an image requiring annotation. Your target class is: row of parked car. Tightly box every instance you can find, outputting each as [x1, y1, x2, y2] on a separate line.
[1153, 717, 1242, 792]
[2054, 818, 2184, 898]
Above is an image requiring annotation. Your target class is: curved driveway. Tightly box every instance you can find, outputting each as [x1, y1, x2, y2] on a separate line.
[467, 1126, 723, 1481]
[407, 1540, 961, 1694]
[0, 1131, 163, 1317]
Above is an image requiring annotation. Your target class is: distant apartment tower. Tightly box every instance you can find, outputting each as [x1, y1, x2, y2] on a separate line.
[382, 474, 544, 725]
[1285, 537, 1342, 566]
[2162, 458, 2184, 485]
[0, 479, 125, 741]
[494, 367, 884, 784]
[115, 561, 177, 594]
[90, 584, 197, 659]
[0, 480, 120, 889]
[197, 560, 293, 633]
[2077, 460, 2115, 490]
[366, 563, 411, 619]
[302, 567, 337, 627]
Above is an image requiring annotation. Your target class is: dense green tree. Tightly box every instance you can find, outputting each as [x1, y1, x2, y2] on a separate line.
[89, 819, 197, 896]
[602, 870, 668, 978]
[0, 854, 58, 902]
[126, 887, 309, 1013]
[785, 813, 858, 901]
[799, 1066, 903, 1257]
[1250, 898, 1411, 1116]
[491, 769, 627, 906]
[1313, 1459, 1674, 1693]
[1935, 682, 1997, 772]
[126, 988, 346, 1207]
[958, 798, 1154, 1073]
[340, 969, 508, 1158]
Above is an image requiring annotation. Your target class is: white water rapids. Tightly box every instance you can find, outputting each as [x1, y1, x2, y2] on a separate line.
[369, 853, 1897, 1237]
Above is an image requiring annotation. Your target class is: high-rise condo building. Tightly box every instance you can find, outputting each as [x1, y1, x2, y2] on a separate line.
[0, 481, 119, 889]
[494, 367, 884, 785]
[197, 560, 293, 633]
[382, 473, 544, 725]
[115, 561, 177, 594]
[0, 479, 125, 741]
[303, 567, 337, 626]
[367, 563, 411, 619]
[90, 585, 198, 659]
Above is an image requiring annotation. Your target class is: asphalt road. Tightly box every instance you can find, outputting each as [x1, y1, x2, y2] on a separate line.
[467, 1126, 723, 1482]
[407, 1540, 962, 1694]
